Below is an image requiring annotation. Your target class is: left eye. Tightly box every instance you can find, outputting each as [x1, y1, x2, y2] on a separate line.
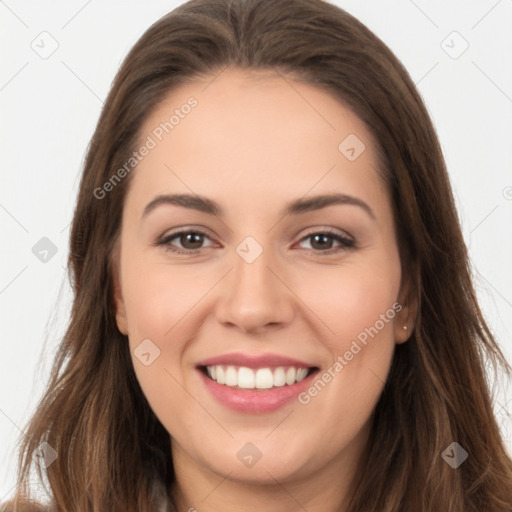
[297, 231, 354, 252]
[156, 229, 355, 255]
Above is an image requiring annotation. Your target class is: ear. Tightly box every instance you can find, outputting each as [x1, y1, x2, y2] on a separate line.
[111, 243, 129, 336]
[393, 271, 418, 344]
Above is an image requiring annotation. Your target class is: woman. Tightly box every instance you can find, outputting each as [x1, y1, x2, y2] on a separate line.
[2, 0, 512, 511]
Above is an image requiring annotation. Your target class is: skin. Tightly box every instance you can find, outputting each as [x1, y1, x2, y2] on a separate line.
[113, 67, 416, 512]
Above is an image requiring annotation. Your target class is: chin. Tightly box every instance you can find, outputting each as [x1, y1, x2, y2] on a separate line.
[199, 441, 317, 484]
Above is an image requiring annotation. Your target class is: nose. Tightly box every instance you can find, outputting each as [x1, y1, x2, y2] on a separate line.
[215, 243, 295, 335]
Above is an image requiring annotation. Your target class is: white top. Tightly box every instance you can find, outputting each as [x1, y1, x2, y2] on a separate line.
[152, 479, 177, 512]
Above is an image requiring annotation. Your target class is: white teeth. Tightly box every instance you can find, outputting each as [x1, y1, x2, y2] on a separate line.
[255, 368, 273, 389]
[225, 366, 237, 386]
[238, 367, 255, 389]
[204, 365, 312, 389]
[296, 368, 308, 381]
[273, 367, 286, 387]
[285, 367, 296, 385]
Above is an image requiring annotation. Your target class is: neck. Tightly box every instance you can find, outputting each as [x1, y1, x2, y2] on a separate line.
[169, 421, 371, 512]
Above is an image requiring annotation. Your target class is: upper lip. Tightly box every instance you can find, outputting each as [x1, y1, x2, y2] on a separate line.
[197, 352, 317, 369]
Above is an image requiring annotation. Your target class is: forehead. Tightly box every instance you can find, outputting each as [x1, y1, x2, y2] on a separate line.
[128, 67, 388, 219]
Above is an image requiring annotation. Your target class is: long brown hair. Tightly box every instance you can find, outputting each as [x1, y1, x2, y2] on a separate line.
[3, 0, 512, 510]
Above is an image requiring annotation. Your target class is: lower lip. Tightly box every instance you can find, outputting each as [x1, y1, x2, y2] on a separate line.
[198, 368, 318, 413]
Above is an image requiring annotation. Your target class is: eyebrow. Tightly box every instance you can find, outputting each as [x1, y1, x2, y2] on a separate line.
[141, 193, 376, 221]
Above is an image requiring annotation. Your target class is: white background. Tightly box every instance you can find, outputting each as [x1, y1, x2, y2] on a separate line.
[1, 0, 511, 500]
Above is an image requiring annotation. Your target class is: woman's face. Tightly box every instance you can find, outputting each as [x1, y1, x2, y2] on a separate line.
[113, 68, 412, 486]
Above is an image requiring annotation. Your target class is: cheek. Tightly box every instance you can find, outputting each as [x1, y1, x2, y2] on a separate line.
[291, 257, 400, 412]
[292, 259, 400, 348]
[334, 276, 397, 348]
[120, 256, 199, 425]
[121, 248, 204, 339]
[294, 258, 400, 421]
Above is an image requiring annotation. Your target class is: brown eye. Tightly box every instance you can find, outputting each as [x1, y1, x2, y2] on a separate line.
[176, 232, 205, 250]
[298, 230, 355, 254]
[156, 230, 213, 255]
[310, 233, 335, 250]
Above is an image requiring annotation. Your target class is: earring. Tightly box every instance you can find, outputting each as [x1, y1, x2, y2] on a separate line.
[403, 325, 408, 330]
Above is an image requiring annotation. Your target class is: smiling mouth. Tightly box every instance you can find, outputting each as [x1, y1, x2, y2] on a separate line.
[198, 364, 319, 390]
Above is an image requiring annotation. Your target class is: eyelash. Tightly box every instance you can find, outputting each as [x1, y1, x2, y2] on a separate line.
[155, 228, 355, 256]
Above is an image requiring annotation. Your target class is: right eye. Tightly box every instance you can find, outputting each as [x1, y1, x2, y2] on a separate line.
[156, 229, 215, 255]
